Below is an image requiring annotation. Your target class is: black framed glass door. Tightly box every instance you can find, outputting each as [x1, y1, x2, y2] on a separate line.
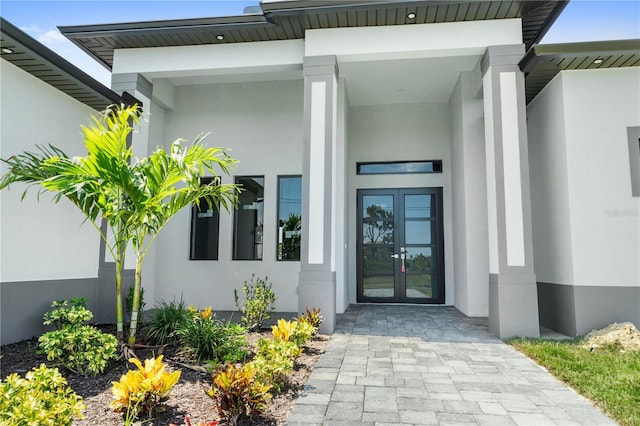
[357, 187, 444, 303]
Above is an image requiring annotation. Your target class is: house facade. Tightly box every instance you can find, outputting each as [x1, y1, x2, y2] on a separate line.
[1, 1, 638, 344]
[58, 0, 568, 338]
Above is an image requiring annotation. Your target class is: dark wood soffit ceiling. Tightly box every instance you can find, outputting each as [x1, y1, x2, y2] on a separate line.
[0, 17, 126, 110]
[59, 0, 568, 70]
[521, 39, 640, 103]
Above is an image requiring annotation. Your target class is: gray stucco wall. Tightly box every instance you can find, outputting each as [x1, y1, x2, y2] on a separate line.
[1, 278, 100, 345]
[537, 282, 640, 337]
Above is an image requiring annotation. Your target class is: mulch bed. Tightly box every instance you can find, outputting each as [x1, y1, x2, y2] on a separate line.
[0, 327, 328, 425]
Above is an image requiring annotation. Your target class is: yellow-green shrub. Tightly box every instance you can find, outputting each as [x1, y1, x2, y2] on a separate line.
[38, 325, 118, 376]
[291, 320, 316, 347]
[272, 318, 315, 347]
[38, 298, 118, 377]
[110, 355, 180, 419]
[207, 363, 271, 426]
[271, 318, 297, 342]
[0, 364, 85, 426]
[251, 337, 302, 391]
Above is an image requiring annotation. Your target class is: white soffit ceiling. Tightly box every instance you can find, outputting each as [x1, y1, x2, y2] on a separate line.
[163, 54, 480, 106]
[340, 55, 481, 106]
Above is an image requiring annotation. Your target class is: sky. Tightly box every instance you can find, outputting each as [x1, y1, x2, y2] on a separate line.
[1, 0, 639, 87]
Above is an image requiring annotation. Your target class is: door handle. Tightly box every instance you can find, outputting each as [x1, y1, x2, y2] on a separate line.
[391, 253, 406, 272]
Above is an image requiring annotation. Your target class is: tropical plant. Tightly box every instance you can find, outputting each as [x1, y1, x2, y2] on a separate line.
[234, 275, 277, 331]
[42, 298, 92, 329]
[177, 306, 248, 363]
[250, 338, 300, 391]
[271, 318, 297, 342]
[110, 355, 181, 421]
[0, 106, 141, 343]
[38, 326, 118, 376]
[123, 134, 239, 345]
[0, 105, 239, 347]
[291, 320, 316, 346]
[298, 306, 324, 330]
[144, 296, 188, 345]
[37, 299, 118, 376]
[0, 364, 86, 426]
[207, 363, 271, 426]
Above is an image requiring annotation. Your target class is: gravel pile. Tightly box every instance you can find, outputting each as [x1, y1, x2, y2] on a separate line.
[583, 322, 640, 351]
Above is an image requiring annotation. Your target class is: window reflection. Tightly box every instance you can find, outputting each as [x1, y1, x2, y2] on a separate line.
[189, 177, 220, 260]
[233, 176, 264, 260]
[278, 176, 302, 261]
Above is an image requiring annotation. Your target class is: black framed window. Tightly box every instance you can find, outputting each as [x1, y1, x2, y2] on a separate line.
[357, 160, 442, 175]
[277, 176, 302, 261]
[189, 177, 220, 260]
[233, 176, 264, 260]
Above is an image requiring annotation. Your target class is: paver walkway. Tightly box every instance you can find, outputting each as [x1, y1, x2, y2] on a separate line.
[287, 305, 616, 426]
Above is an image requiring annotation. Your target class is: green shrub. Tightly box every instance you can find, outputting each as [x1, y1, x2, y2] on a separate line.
[206, 363, 271, 426]
[234, 275, 277, 331]
[0, 364, 85, 426]
[38, 325, 118, 376]
[144, 296, 188, 345]
[42, 298, 92, 329]
[38, 299, 118, 376]
[177, 306, 248, 363]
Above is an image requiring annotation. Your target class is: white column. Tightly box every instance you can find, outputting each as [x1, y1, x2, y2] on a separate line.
[299, 56, 339, 333]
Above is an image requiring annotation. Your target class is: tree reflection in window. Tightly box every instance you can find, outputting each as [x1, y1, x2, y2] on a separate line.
[363, 204, 394, 245]
[277, 176, 301, 261]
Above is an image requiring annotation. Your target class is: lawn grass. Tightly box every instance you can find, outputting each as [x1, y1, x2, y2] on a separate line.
[509, 338, 640, 426]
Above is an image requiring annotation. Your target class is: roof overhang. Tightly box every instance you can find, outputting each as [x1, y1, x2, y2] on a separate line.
[59, 0, 568, 71]
[520, 39, 640, 103]
[0, 17, 135, 111]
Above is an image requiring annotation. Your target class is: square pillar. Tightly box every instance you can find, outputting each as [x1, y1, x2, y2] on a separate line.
[299, 56, 338, 334]
[481, 45, 540, 338]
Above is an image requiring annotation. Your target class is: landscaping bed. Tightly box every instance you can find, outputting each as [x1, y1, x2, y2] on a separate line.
[0, 328, 328, 425]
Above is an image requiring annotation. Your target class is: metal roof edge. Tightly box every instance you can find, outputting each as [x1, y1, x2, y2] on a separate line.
[55, 0, 570, 71]
[1, 17, 128, 109]
[524, 0, 569, 47]
[533, 39, 640, 57]
[260, 0, 429, 14]
[58, 14, 268, 36]
[520, 38, 640, 72]
[519, 44, 542, 73]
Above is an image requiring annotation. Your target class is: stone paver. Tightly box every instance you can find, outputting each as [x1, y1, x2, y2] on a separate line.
[286, 305, 618, 425]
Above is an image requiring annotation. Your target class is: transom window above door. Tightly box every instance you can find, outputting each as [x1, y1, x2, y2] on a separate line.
[357, 160, 442, 175]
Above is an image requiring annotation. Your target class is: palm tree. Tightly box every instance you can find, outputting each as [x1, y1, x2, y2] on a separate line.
[0, 105, 239, 348]
[124, 137, 238, 344]
[0, 106, 140, 342]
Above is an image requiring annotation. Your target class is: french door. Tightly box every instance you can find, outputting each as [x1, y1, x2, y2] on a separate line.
[357, 188, 444, 303]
